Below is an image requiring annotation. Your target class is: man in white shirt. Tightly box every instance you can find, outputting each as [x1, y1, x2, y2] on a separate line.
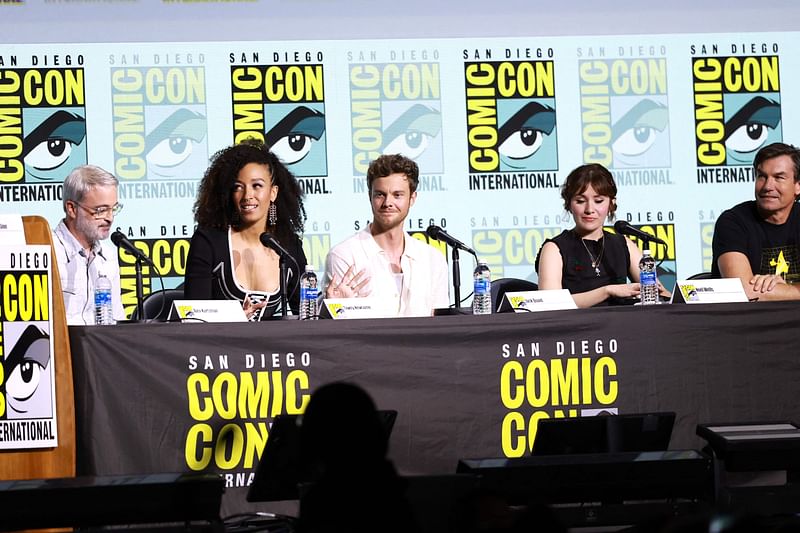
[52, 165, 126, 325]
[323, 154, 449, 317]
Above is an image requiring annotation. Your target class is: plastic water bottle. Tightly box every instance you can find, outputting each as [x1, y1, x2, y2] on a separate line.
[94, 273, 115, 325]
[472, 261, 492, 315]
[299, 265, 319, 320]
[639, 249, 659, 305]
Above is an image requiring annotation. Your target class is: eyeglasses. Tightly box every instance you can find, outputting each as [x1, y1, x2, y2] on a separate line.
[73, 201, 124, 219]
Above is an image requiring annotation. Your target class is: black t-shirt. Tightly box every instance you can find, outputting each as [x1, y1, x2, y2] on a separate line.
[711, 200, 800, 283]
[535, 229, 631, 303]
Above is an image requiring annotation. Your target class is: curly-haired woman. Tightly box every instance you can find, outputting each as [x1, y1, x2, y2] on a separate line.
[185, 140, 307, 319]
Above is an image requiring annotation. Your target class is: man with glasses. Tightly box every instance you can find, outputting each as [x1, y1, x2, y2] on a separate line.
[53, 165, 126, 324]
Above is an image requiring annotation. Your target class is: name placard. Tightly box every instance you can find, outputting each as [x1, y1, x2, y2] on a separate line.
[319, 298, 390, 319]
[671, 278, 748, 304]
[497, 289, 577, 313]
[0, 215, 25, 245]
[168, 300, 248, 322]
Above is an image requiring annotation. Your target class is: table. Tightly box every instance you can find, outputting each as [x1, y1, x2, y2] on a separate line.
[69, 301, 800, 516]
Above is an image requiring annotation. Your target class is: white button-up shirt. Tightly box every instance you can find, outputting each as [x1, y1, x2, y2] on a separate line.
[324, 226, 450, 317]
[52, 220, 126, 325]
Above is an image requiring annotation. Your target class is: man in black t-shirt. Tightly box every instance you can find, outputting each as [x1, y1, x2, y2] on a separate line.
[711, 142, 800, 301]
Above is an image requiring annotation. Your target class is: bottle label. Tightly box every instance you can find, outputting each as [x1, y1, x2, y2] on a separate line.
[301, 287, 319, 300]
[95, 291, 111, 305]
[640, 271, 657, 285]
[474, 278, 490, 295]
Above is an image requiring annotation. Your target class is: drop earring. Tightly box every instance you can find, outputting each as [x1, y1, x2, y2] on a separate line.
[268, 202, 277, 226]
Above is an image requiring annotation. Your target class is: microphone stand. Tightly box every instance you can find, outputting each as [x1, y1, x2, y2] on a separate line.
[452, 246, 461, 312]
[135, 256, 145, 321]
[279, 255, 288, 319]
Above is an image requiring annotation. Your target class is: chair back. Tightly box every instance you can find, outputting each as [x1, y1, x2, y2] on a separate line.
[131, 288, 185, 321]
[491, 277, 538, 313]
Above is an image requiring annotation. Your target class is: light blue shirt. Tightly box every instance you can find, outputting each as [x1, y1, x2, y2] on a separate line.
[52, 220, 126, 325]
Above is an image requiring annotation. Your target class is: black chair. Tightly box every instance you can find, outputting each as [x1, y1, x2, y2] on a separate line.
[491, 278, 538, 313]
[130, 288, 184, 321]
[687, 272, 714, 280]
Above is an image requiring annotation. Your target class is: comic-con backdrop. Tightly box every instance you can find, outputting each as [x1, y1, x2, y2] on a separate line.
[0, 33, 795, 316]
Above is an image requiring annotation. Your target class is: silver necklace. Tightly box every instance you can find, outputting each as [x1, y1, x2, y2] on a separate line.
[580, 235, 605, 276]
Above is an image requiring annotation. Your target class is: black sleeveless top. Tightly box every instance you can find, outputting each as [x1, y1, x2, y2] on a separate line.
[184, 227, 307, 319]
[535, 229, 631, 304]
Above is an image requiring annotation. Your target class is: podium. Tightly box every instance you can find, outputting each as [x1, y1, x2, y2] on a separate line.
[0, 216, 75, 480]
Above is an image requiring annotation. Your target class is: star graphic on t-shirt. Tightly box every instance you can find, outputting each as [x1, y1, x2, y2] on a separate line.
[770, 250, 789, 277]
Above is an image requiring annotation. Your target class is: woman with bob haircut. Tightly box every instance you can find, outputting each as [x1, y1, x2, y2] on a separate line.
[536, 163, 654, 307]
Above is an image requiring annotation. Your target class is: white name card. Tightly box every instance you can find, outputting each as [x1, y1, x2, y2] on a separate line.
[498, 289, 577, 313]
[671, 278, 748, 304]
[0, 214, 25, 245]
[167, 299, 248, 322]
[320, 298, 390, 319]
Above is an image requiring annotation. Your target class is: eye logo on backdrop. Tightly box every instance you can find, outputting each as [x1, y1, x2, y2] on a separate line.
[692, 43, 782, 183]
[578, 48, 672, 186]
[110, 63, 209, 191]
[463, 48, 559, 191]
[0, 64, 85, 203]
[348, 49, 444, 193]
[230, 51, 329, 195]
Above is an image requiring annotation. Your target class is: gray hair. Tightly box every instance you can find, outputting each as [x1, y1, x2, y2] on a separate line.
[62, 165, 119, 211]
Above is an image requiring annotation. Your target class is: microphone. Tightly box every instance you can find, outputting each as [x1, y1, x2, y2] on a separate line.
[613, 221, 668, 246]
[259, 232, 292, 258]
[111, 231, 153, 264]
[426, 225, 478, 257]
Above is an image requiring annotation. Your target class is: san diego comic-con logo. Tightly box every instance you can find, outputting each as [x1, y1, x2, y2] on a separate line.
[463, 49, 558, 191]
[349, 50, 443, 191]
[110, 64, 209, 182]
[0, 253, 57, 447]
[230, 52, 329, 195]
[692, 44, 782, 182]
[117, 236, 190, 318]
[471, 223, 563, 282]
[578, 50, 671, 186]
[499, 339, 620, 457]
[0, 66, 86, 187]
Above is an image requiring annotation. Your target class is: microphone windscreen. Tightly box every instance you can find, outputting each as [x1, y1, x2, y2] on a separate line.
[426, 225, 442, 240]
[111, 231, 125, 246]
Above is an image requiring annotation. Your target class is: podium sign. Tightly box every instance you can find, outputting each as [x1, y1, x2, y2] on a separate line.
[0, 244, 58, 449]
[498, 289, 577, 313]
[671, 278, 748, 304]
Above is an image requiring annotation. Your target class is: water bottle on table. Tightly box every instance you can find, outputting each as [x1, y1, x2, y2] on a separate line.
[299, 265, 319, 320]
[94, 273, 115, 325]
[639, 249, 659, 305]
[472, 261, 492, 315]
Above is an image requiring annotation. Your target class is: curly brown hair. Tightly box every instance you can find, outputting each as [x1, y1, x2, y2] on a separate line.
[366, 154, 419, 194]
[193, 140, 306, 245]
[560, 163, 618, 221]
